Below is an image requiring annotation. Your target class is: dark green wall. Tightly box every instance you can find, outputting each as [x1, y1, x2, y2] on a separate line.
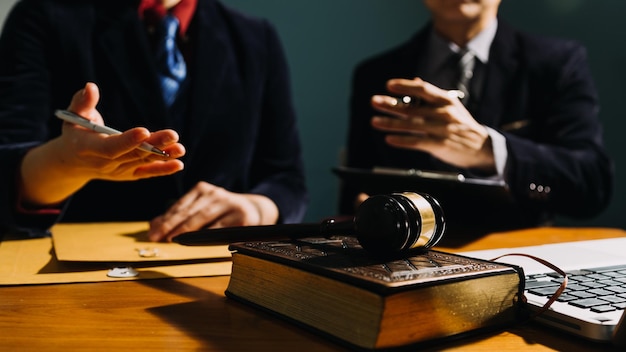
[3, 1, 619, 228]
[225, 0, 430, 222]
[226, 0, 625, 229]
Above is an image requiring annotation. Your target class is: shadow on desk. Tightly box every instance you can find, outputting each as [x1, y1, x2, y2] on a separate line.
[506, 322, 622, 352]
[134, 275, 621, 352]
[362, 320, 624, 351]
[134, 226, 626, 352]
[138, 276, 342, 351]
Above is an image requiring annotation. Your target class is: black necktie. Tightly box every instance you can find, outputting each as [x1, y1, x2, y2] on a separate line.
[455, 49, 475, 105]
[155, 14, 187, 107]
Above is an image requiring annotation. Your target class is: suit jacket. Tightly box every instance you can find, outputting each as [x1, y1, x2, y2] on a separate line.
[0, 0, 308, 236]
[342, 20, 613, 235]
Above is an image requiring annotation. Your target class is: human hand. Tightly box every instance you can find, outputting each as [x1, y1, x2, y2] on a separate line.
[370, 77, 495, 171]
[59, 82, 185, 181]
[19, 82, 186, 206]
[148, 181, 279, 242]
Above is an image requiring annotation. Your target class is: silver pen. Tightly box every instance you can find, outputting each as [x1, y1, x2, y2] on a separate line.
[54, 109, 169, 157]
[394, 89, 466, 107]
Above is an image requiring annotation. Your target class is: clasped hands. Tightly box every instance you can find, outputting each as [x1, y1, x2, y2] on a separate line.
[370, 77, 495, 171]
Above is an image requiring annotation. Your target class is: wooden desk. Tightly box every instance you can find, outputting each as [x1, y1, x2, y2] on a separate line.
[1, 226, 625, 351]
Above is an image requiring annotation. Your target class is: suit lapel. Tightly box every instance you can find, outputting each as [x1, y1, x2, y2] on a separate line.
[476, 21, 522, 128]
[96, 7, 168, 128]
[185, 1, 235, 138]
[404, 25, 432, 79]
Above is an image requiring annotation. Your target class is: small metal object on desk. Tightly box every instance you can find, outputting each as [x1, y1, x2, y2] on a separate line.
[107, 266, 139, 278]
[136, 247, 160, 258]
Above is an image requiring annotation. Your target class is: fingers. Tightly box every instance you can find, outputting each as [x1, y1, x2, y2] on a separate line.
[58, 83, 187, 186]
[63, 118, 184, 162]
[384, 133, 438, 149]
[376, 119, 488, 150]
[371, 89, 463, 123]
[67, 82, 102, 123]
[371, 95, 416, 119]
[371, 113, 451, 137]
[101, 128, 185, 160]
[383, 77, 462, 107]
[97, 128, 153, 158]
[132, 158, 184, 178]
[144, 129, 186, 159]
[147, 183, 266, 242]
[368, 77, 494, 169]
[146, 129, 180, 148]
[370, 77, 482, 139]
[148, 183, 226, 242]
[60, 125, 185, 181]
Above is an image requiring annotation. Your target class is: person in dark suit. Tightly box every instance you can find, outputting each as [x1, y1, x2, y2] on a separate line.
[0, 0, 308, 241]
[340, 0, 613, 235]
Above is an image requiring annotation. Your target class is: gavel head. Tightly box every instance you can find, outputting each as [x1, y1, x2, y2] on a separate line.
[353, 192, 445, 256]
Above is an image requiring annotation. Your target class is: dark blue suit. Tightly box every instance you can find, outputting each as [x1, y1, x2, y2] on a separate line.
[0, 0, 308, 235]
[342, 21, 613, 235]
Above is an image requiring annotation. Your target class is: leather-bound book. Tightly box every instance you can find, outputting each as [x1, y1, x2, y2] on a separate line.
[226, 236, 524, 350]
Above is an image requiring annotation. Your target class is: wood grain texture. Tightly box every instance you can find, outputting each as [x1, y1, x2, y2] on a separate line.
[2, 225, 625, 351]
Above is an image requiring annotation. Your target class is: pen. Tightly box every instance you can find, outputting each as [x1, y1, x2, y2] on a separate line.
[447, 89, 465, 99]
[394, 90, 465, 108]
[54, 109, 169, 157]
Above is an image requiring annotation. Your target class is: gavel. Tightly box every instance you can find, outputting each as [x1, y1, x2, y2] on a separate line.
[173, 192, 446, 256]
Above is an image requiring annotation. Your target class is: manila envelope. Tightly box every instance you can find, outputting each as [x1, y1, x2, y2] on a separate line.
[0, 222, 232, 285]
[52, 222, 231, 262]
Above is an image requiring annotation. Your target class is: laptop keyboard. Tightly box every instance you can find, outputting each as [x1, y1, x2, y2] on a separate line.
[525, 264, 626, 314]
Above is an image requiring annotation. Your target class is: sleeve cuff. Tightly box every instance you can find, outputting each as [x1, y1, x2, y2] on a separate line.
[485, 126, 508, 179]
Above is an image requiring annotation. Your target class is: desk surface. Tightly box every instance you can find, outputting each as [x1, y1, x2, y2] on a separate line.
[1, 225, 625, 351]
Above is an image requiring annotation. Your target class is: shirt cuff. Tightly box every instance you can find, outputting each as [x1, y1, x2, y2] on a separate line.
[485, 126, 507, 179]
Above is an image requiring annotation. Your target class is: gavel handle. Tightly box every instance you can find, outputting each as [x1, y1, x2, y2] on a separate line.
[172, 219, 355, 246]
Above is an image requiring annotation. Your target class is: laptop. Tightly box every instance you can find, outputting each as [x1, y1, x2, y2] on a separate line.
[460, 237, 626, 346]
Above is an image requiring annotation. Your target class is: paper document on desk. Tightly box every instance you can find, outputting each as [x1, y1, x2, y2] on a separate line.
[459, 238, 626, 275]
[0, 234, 232, 286]
[52, 222, 231, 262]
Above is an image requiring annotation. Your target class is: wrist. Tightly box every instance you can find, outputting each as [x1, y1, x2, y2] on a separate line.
[20, 138, 89, 206]
[471, 129, 497, 174]
[247, 195, 279, 225]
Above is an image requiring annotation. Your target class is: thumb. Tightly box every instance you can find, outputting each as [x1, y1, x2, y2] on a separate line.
[67, 82, 101, 122]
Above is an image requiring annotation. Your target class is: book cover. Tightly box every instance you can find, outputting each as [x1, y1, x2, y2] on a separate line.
[226, 236, 524, 350]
